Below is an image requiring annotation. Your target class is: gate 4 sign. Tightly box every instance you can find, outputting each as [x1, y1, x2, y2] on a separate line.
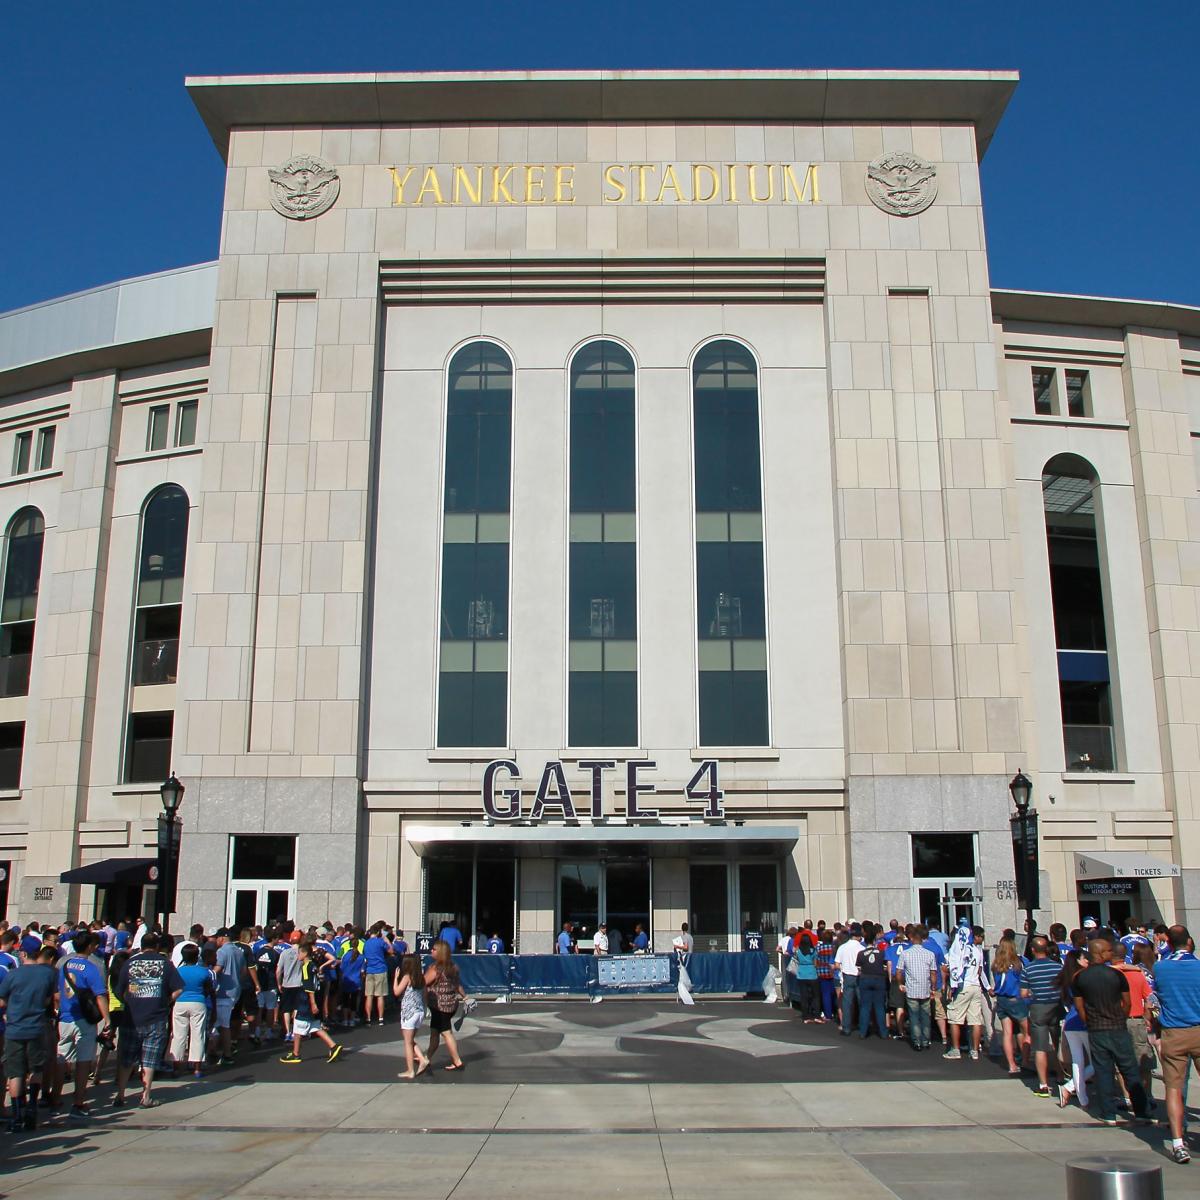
[482, 759, 725, 822]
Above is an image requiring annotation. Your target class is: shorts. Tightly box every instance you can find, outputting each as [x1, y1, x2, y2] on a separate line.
[1160, 1025, 1200, 1091]
[887, 979, 904, 1009]
[1127, 1017, 1155, 1071]
[4, 1036, 47, 1079]
[931, 990, 947, 1020]
[279, 986, 304, 1014]
[340, 985, 361, 1004]
[119, 1021, 169, 1072]
[1029, 1001, 1062, 1053]
[257, 990, 279, 1010]
[293, 1014, 321, 1039]
[240, 992, 258, 1018]
[994, 996, 1030, 1022]
[214, 997, 238, 1030]
[57, 1019, 98, 1064]
[364, 973, 388, 997]
[401, 1010, 425, 1032]
[429, 1008, 454, 1033]
[946, 986, 985, 1027]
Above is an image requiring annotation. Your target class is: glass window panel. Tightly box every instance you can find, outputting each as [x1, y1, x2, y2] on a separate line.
[35, 427, 55, 471]
[137, 486, 190, 608]
[125, 711, 173, 783]
[231, 835, 296, 881]
[569, 641, 603, 671]
[603, 640, 637, 671]
[442, 514, 477, 543]
[12, 433, 31, 477]
[695, 512, 729, 542]
[600, 671, 637, 745]
[426, 860, 474, 932]
[560, 863, 600, 942]
[1065, 370, 1088, 418]
[603, 513, 635, 542]
[439, 641, 473, 671]
[2, 509, 45, 624]
[570, 341, 635, 515]
[693, 342, 761, 513]
[698, 641, 732, 671]
[732, 639, 768, 671]
[1031, 368, 1055, 416]
[911, 833, 976, 879]
[476, 513, 510, 543]
[690, 864, 730, 949]
[147, 405, 169, 452]
[444, 342, 512, 514]
[696, 541, 766, 638]
[568, 671, 604, 746]
[175, 399, 198, 447]
[437, 670, 508, 747]
[698, 671, 735, 746]
[569, 542, 636, 640]
[738, 863, 779, 941]
[570, 513, 603, 542]
[0, 720, 24, 790]
[440, 542, 508, 641]
[731, 672, 769, 744]
[473, 641, 508, 671]
[729, 512, 764, 542]
[604, 860, 650, 942]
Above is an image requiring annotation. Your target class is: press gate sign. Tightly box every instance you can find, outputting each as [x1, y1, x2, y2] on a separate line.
[481, 758, 724, 822]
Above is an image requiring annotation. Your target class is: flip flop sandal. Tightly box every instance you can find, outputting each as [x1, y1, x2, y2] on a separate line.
[140, 1098, 161, 1109]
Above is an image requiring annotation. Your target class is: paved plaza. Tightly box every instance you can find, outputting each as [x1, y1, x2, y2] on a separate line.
[2, 1002, 1196, 1198]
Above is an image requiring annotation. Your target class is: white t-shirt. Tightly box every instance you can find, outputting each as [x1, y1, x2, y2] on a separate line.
[593, 929, 609, 955]
[170, 939, 197, 967]
[834, 938, 865, 977]
[132, 924, 147, 949]
[672, 932, 694, 953]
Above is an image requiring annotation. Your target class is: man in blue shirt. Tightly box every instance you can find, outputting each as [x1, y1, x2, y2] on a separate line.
[1153, 925, 1200, 1165]
[486, 933, 505, 954]
[392, 929, 409, 956]
[1119, 922, 1151, 964]
[362, 926, 392, 1026]
[632, 924, 650, 953]
[556, 923, 574, 955]
[441, 922, 463, 954]
[925, 919, 949, 954]
[0, 947, 58, 1132]
[57, 932, 109, 1120]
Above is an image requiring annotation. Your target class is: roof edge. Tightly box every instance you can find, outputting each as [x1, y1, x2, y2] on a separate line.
[992, 287, 1200, 338]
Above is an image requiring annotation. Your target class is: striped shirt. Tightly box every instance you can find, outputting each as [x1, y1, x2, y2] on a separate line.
[897, 944, 939, 999]
[815, 943, 836, 980]
[1020, 957, 1062, 1003]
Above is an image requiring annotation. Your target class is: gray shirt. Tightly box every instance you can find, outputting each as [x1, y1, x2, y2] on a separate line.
[276, 943, 302, 989]
[215, 941, 246, 998]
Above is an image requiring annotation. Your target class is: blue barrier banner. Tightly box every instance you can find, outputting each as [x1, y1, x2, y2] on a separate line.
[450, 951, 770, 996]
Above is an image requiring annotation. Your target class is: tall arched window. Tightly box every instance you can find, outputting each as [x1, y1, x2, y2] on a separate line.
[693, 342, 769, 745]
[437, 342, 512, 747]
[1042, 455, 1115, 771]
[126, 485, 189, 782]
[0, 508, 44, 697]
[568, 341, 637, 746]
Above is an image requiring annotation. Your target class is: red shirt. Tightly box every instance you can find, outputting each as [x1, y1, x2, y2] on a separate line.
[1112, 962, 1151, 1018]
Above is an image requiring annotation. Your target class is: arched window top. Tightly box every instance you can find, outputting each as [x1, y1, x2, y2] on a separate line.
[445, 341, 512, 515]
[138, 485, 189, 607]
[1042, 454, 1098, 518]
[693, 340, 758, 390]
[571, 340, 635, 389]
[2, 506, 45, 625]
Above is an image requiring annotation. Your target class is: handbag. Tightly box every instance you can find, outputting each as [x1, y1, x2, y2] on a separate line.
[64, 968, 104, 1026]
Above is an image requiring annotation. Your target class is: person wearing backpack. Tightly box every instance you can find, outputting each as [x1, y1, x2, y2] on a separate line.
[56, 931, 109, 1121]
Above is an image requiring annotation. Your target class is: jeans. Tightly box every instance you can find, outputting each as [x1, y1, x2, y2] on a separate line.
[795, 978, 819, 1020]
[907, 996, 932, 1047]
[1088, 1028, 1149, 1120]
[858, 976, 888, 1038]
[840, 976, 859, 1034]
[819, 978, 837, 1021]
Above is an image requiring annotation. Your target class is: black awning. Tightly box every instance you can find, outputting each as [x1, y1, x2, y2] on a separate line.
[60, 858, 157, 886]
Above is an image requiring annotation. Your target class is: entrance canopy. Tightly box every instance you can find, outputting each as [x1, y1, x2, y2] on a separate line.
[1073, 851, 1180, 881]
[60, 857, 157, 885]
[406, 823, 799, 859]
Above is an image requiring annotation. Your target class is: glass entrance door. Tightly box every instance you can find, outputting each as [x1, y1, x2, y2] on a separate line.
[689, 863, 730, 952]
[914, 881, 980, 932]
[911, 833, 980, 932]
[558, 860, 650, 952]
[559, 862, 601, 950]
[226, 835, 297, 928]
[228, 882, 294, 930]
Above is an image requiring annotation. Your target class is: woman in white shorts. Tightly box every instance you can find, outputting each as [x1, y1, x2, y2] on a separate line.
[393, 954, 430, 1080]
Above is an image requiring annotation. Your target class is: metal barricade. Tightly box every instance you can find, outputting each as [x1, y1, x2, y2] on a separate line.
[1064, 1157, 1163, 1200]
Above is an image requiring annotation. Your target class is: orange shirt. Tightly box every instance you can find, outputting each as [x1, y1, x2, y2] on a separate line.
[1112, 962, 1152, 1018]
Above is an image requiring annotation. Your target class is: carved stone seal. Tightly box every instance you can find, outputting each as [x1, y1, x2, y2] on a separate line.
[268, 154, 341, 220]
[865, 152, 938, 216]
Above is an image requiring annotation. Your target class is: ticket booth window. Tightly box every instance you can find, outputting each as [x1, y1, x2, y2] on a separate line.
[424, 858, 515, 952]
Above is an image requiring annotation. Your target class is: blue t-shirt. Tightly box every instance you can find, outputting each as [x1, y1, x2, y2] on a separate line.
[113, 930, 131, 951]
[0, 950, 18, 972]
[176, 963, 214, 1004]
[363, 936, 389, 974]
[927, 929, 949, 953]
[557, 931, 572, 955]
[0, 962, 58, 1038]
[1119, 933, 1151, 963]
[1154, 953, 1200, 1027]
[633, 931, 650, 951]
[441, 926, 463, 953]
[881, 930, 899, 944]
[884, 940, 911, 973]
[993, 968, 1022, 998]
[486, 937, 504, 954]
[59, 955, 105, 1022]
[394, 939, 409, 956]
[340, 949, 364, 987]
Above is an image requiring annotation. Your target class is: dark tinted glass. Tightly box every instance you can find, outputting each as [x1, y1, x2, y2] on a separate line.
[444, 343, 512, 513]
[568, 670, 637, 746]
[1065, 370, 1087, 418]
[125, 711, 173, 783]
[569, 542, 636, 640]
[2, 508, 44, 624]
[698, 670, 768, 745]
[440, 542, 509, 640]
[0, 721, 23, 790]
[738, 863, 779, 940]
[139, 486, 190, 607]
[437, 671, 507, 747]
[1031, 368, 1054, 415]
[693, 342, 761, 512]
[570, 342, 635, 513]
[696, 542, 766, 638]
[231, 835, 297, 880]
[911, 833, 976, 878]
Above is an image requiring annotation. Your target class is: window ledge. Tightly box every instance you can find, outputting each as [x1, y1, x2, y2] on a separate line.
[0, 468, 63, 489]
[1011, 414, 1130, 432]
[1060, 772, 1136, 784]
[115, 445, 202, 467]
[0, 788, 21, 801]
[427, 748, 515, 763]
[111, 783, 163, 796]
[690, 746, 780, 761]
[558, 749, 646, 762]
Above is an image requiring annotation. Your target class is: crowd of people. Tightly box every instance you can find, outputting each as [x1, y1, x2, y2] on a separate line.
[0, 917, 470, 1132]
[779, 915, 1200, 1164]
[0, 910, 1197, 1167]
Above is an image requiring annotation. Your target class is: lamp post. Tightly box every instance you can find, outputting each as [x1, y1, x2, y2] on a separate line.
[1008, 769, 1038, 948]
[157, 772, 185, 938]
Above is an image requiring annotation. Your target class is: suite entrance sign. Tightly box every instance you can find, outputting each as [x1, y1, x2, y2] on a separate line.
[481, 758, 725, 822]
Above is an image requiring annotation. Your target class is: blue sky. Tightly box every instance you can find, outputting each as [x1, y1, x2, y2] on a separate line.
[2, 2, 1197, 311]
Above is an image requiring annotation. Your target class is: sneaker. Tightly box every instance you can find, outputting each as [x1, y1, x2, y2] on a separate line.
[218, 1057, 235, 1067]
[969, 1049, 980, 1061]
[943, 1048, 962, 1060]
[1169, 1143, 1191, 1165]
[1034, 1085, 1051, 1098]
[327, 1044, 342, 1064]
[1099, 1117, 1118, 1126]
[69, 1105, 91, 1122]
[279, 1053, 302, 1064]
[22, 1108, 37, 1132]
